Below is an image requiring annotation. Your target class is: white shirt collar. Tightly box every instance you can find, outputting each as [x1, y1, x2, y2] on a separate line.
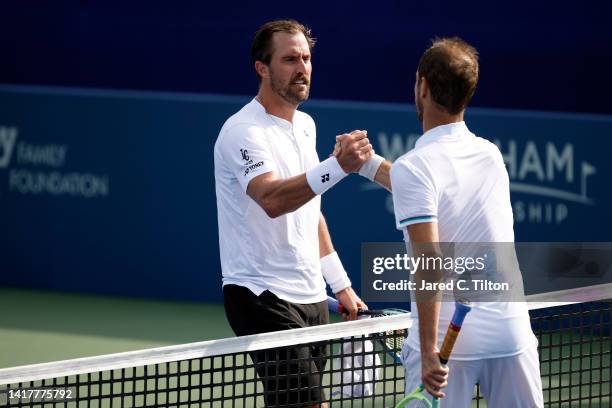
[415, 121, 470, 148]
[252, 98, 293, 130]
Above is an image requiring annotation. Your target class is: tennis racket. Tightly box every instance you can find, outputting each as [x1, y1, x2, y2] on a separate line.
[327, 296, 408, 317]
[394, 299, 472, 408]
[327, 296, 408, 363]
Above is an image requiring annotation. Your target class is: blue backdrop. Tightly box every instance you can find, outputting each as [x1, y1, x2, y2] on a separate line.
[2, 1, 611, 114]
[1, 85, 610, 301]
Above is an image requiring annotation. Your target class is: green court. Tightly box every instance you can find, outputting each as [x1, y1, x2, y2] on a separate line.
[0, 287, 233, 369]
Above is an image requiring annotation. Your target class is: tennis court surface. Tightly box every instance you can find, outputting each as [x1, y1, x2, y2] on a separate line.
[1, 284, 610, 407]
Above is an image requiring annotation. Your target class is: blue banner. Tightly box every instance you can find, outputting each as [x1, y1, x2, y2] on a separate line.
[1, 85, 610, 301]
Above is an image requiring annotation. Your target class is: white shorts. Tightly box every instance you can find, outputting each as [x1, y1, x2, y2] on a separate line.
[401, 344, 544, 408]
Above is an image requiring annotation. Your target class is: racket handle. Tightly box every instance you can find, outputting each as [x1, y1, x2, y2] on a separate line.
[327, 296, 342, 313]
[327, 296, 381, 316]
[438, 299, 472, 364]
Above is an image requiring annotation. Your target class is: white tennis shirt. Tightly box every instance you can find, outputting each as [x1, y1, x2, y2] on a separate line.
[391, 121, 536, 359]
[214, 99, 327, 304]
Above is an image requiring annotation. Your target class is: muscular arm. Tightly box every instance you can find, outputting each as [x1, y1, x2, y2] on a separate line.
[408, 222, 442, 353]
[247, 132, 372, 219]
[407, 221, 448, 398]
[247, 172, 315, 219]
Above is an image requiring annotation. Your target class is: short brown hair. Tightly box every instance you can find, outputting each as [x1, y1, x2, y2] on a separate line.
[417, 37, 479, 114]
[251, 20, 316, 79]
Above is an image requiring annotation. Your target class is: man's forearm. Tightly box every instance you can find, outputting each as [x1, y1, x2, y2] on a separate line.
[318, 213, 335, 258]
[417, 295, 441, 353]
[411, 244, 444, 354]
[405, 224, 446, 396]
[249, 156, 348, 218]
[373, 160, 392, 191]
[252, 173, 316, 218]
[249, 131, 373, 218]
[318, 213, 352, 294]
[416, 263, 443, 353]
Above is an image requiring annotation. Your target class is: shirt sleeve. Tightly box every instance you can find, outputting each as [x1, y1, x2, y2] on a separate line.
[218, 123, 279, 192]
[390, 158, 438, 230]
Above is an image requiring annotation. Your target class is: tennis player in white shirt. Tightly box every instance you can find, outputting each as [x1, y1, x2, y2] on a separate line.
[214, 19, 373, 407]
[337, 37, 544, 407]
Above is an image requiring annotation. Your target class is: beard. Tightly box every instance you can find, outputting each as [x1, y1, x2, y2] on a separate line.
[270, 71, 310, 106]
[415, 96, 424, 124]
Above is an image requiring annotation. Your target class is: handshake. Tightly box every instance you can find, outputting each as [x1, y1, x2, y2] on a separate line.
[332, 130, 375, 173]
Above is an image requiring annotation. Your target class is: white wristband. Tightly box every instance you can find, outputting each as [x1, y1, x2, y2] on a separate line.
[306, 156, 348, 195]
[358, 153, 385, 181]
[321, 251, 352, 294]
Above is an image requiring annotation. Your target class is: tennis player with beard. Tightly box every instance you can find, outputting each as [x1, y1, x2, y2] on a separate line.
[214, 19, 372, 407]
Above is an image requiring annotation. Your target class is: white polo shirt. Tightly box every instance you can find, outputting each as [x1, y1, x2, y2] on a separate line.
[390, 121, 536, 359]
[214, 98, 327, 304]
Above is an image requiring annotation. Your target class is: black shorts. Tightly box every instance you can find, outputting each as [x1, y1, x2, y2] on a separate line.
[223, 284, 330, 407]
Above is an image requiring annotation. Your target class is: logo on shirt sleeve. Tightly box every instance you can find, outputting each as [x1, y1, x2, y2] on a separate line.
[240, 148, 264, 177]
[240, 149, 249, 162]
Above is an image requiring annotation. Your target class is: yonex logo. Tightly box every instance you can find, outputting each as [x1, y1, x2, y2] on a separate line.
[244, 161, 264, 176]
[0, 126, 18, 169]
[321, 173, 330, 183]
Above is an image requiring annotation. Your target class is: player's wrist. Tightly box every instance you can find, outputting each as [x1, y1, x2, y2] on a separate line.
[420, 345, 439, 356]
[334, 286, 351, 296]
[320, 251, 351, 293]
[358, 153, 385, 181]
[306, 157, 348, 195]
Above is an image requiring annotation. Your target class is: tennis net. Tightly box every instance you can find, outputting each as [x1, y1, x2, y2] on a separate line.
[0, 283, 610, 407]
